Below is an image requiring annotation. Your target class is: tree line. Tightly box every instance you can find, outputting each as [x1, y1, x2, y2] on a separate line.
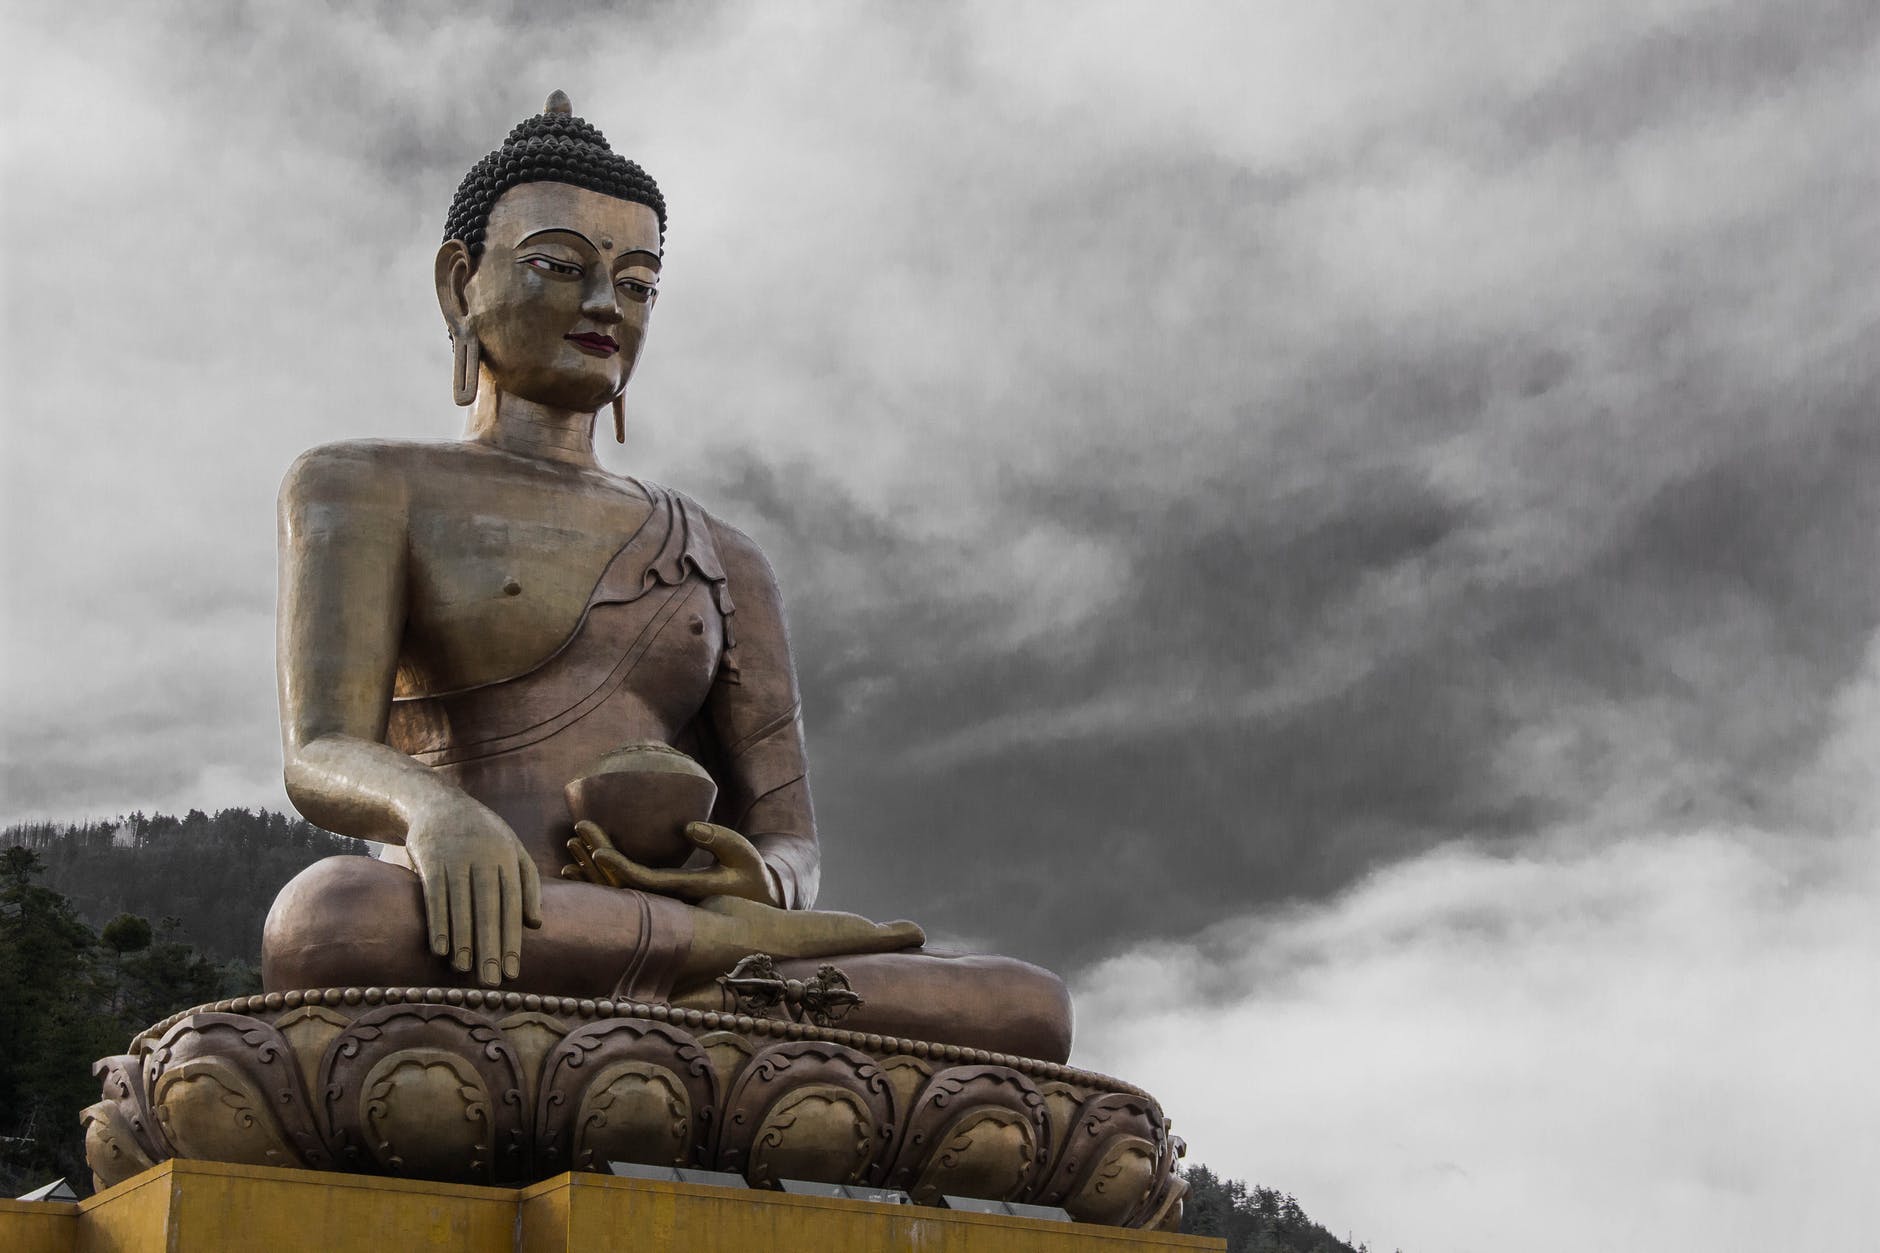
[4, 808, 366, 965]
[0, 810, 362, 1193]
[0, 811, 1392, 1250]
[1183, 1164, 1393, 1252]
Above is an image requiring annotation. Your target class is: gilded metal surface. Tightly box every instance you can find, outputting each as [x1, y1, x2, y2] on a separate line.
[886, 1065, 1050, 1205]
[718, 954, 865, 1027]
[84, 989, 1187, 1228]
[143, 1013, 331, 1171]
[261, 92, 1075, 1066]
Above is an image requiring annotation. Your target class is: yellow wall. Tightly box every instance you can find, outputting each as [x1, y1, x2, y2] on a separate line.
[523, 1172, 1224, 1252]
[73, 1167, 170, 1253]
[0, 1197, 77, 1253]
[0, 1160, 1225, 1253]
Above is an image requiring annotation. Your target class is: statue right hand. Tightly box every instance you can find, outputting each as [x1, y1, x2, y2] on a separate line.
[404, 796, 544, 987]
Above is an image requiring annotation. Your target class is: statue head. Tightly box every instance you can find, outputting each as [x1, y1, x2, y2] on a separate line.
[435, 91, 665, 430]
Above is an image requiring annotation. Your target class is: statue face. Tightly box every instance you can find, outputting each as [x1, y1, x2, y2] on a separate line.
[461, 181, 662, 411]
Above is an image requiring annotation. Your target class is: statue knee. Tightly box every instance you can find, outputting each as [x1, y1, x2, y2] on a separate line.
[997, 957, 1074, 1064]
[262, 855, 427, 991]
[933, 954, 1072, 1062]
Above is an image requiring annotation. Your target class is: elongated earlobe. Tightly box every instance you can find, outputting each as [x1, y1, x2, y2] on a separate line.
[611, 393, 626, 443]
[452, 334, 481, 406]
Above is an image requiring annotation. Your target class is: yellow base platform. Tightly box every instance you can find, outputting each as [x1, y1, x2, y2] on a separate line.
[1, 1159, 1225, 1252]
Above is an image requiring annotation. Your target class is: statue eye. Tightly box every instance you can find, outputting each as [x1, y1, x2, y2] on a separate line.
[520, 254, 583, 277]
[616, 277, 658, 304]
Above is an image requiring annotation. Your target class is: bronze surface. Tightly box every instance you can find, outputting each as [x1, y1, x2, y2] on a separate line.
[262, 93, 1076, 1065]
[84, 987, 1187, 1230]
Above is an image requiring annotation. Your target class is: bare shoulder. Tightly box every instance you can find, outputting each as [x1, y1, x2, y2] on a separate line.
[694, 502, 783, 587]
[279, 438, 439, 509]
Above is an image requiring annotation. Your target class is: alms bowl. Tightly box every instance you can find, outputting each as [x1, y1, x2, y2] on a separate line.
[563, 742, 718, 868]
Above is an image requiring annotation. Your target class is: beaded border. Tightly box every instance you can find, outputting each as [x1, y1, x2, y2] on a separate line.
[133, 986, 1151, 1101]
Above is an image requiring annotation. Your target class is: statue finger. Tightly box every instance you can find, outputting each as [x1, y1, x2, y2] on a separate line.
[518, 850, 544, 929]
[566, 838, 604, 883]
[591, 846, 651, 886]
[569, 832, 625, 887]
[471, 862, 501, 986]
[420, 864, 449, 958]
[559, 863, 587, 881]
[574, 819, 618, 854]
[499, 864, 523, 982]
[596, 851, 719, 900]
[684, 822, 754, 860]
[688, 823, 762, 873]
[446, 863, 473, 974]
[684, 826, 766, 896]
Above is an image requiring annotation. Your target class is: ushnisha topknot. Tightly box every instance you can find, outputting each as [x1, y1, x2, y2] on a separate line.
[442, 90, 666, 257]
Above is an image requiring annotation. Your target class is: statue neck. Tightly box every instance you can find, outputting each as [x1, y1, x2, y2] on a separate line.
[465, 376, 600, 469]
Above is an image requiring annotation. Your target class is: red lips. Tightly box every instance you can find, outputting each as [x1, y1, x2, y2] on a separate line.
[564, 332, 620, 356]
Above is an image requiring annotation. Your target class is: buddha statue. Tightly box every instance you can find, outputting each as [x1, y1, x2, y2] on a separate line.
[259, 92, 1073, 1064]
[82, 97, 1186, 1225]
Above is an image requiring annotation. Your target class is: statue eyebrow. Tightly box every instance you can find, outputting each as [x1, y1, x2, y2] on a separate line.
[515, 228, 662, 270]
[515, 227, 597, 251]
[611, 248, 663, 272]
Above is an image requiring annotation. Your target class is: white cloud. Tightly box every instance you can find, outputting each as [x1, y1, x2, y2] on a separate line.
[1072, 827, 1879, 1252]
[1075, 620, 1880, 1248]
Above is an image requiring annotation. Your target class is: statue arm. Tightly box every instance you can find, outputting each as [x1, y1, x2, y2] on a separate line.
[703, 520, 822, 911]
[277, 443, 541, 985]
[276, 444, 433, 835]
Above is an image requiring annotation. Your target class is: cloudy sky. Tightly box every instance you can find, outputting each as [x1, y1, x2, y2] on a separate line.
[3, 1, 1875, 1247]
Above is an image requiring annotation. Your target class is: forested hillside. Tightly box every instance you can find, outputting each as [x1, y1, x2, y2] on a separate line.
[1, 812, 1391, 1250]
[4, 808, 366, 963]
[1184, 1165, 1382, 1251]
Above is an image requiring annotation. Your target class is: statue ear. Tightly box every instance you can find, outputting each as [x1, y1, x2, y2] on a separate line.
[433, 239, 476, 335]
[436, 240, 481, 406]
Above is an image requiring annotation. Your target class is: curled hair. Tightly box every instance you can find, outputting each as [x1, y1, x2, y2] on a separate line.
[442, 94, 666, 256]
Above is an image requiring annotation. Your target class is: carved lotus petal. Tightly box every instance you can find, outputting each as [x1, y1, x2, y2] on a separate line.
[153, 1059, 306, 1169]
[92, 1053, 169, 1164]
[718, 1041, 896, 1186]
[1032, 1091, 1163, 1217]
[81, 1099, 157, 1189]
[571, 1059, 692, 1169]
[88, 989, 1183, 1228]
[1064, 1134, 1161, 1227]
[360, 1047, 494, 1178]
[493, 1011, 569, 1107]
[747, 1084, 878, 1188]
[886, 1065, 1047, 1203]
[694, 1029, 758, 1099]
[320, 1002, 527, 1183]
[144, 1013, 329, 1170]
[535, 1018, 716, 1173]
[908, 1107, 1038, 1206]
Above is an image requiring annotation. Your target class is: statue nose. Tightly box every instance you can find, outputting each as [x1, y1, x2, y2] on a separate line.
[581, 294, 624, 325]
[581, 279, 624, 325]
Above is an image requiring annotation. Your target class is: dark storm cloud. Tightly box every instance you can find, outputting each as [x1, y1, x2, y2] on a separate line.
[658, 0, 1880, 968]
[1486, 0, 1880, 155]
[686, 378, 1880, 972]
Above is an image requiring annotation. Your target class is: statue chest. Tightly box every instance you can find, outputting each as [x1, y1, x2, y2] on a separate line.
[388, 488, 733, 766]
[396, 499, 648, 693]
[388, 570, 726, 767]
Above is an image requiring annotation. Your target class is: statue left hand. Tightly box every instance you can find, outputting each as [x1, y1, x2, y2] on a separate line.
[563, 820, 783, 907]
